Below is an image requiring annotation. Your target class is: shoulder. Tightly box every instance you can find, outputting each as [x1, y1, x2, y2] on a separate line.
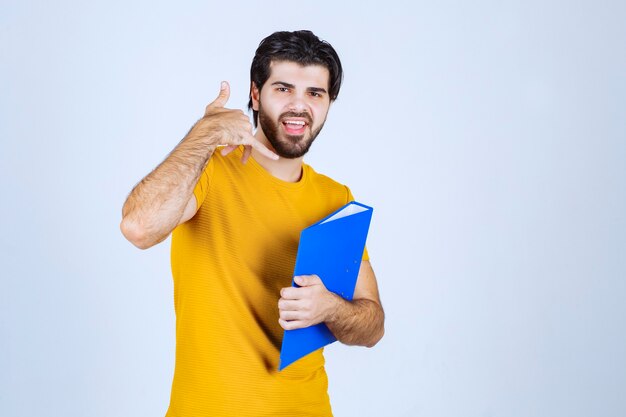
[304, 163, 353, 203]
[202, 146, 246, 180]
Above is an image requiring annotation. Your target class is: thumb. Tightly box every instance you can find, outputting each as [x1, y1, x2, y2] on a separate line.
[294, 275, 320, 287]
[206, 81, 230, 111]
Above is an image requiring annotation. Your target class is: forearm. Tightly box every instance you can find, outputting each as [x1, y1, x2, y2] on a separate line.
[120, 128, 216, 248]
[326, 296, 385, 348]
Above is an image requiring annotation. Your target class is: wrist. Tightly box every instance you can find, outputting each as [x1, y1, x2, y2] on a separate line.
[323, 292, 345, 324]
[185, 117, 222, 147]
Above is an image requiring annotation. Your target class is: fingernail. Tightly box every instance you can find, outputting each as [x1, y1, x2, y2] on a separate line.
[221, 81, 227, 90]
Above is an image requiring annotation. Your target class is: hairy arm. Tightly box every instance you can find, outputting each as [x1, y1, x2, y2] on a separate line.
[120, 82, 278, 249]
[324, 263, 385, 347]
[278, 260, 385, 347]
[120, 131, 216, 249]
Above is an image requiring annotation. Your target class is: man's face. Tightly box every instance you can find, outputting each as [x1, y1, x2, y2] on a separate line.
[251, 61, 331, 159]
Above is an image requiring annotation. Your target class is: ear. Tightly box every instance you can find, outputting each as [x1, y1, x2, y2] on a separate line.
[250, 82, 260, 111]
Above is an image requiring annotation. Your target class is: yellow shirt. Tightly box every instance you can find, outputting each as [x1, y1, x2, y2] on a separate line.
[166, 147, 367, 417]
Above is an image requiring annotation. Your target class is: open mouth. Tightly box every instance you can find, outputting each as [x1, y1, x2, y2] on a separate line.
[281, 119, 309, 135]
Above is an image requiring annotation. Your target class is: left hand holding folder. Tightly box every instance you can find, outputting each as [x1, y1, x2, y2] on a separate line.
[278, 275, 340, 331]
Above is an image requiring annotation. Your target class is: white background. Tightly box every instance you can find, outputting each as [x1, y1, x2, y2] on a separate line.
[1, 1, 625, 416]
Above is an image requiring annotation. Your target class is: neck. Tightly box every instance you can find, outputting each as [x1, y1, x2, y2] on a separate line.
[251, 130, 304, 183]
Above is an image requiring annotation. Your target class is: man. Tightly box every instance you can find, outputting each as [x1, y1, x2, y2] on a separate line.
[120, 30, 384, 417]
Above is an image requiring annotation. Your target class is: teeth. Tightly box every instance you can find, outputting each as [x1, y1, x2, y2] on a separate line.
[284, 121, 305, 126]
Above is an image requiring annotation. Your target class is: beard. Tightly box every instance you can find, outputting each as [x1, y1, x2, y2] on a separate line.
[258, 102, 326, 159]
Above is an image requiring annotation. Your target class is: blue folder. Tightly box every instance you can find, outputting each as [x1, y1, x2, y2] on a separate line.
[278, 201, 373, 371]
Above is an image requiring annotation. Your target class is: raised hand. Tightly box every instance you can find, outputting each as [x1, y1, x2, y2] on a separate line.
[191, 81, 278, 163]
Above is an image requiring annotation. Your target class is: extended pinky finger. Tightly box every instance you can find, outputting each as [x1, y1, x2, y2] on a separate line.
[246, 136, 279, 160]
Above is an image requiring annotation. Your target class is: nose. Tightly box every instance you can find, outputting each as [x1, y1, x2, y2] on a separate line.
[287, 92, 308, 113]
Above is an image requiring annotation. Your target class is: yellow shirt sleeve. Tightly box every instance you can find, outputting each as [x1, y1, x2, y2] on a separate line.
[344, 185, 370, 262]
[192, 157, 215, 210]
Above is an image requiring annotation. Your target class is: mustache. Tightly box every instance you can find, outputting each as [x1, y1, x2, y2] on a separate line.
[279, 112, 312, 124]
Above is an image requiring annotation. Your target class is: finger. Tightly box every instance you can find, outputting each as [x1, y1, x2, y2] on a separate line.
[280, 286, 302, 300]
[205, 81, 230, 113]
[294, 275, 321, 287]
[279, 318, 305, 331]
[279, 310, 303, 321]
[241, 145, 252, 164]
[242, 135, 279, 160]
[220, 145, 238, 156]
[278, 298, 300, 311]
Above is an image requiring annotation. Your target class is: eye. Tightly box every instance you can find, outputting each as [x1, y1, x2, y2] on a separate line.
[277, 87, 290, 92]
[309, 91, 322, 98]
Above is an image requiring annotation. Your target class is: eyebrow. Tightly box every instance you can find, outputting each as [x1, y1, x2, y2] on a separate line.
[271, 81, 328, 94]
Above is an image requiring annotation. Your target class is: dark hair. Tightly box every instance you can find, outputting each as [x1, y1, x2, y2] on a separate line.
[248, 30, 343, 127]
